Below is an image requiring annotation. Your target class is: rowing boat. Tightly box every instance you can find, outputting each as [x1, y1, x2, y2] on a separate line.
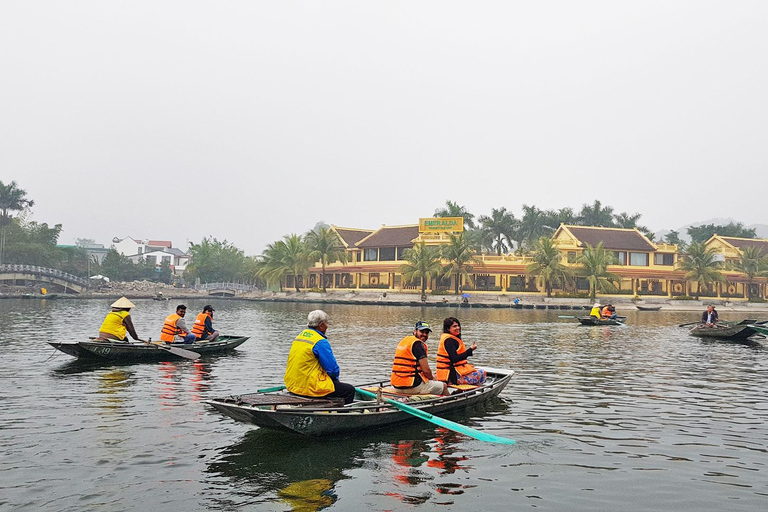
[635, 305, 662, 311]
[205, 368, 514, 437]
[49, 335, 249, 361]
[688, 320, 762, 341]
[577, 316, 627, 326]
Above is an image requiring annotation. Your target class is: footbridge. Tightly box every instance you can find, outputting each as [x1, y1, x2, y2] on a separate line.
[196, 282, 258, 297]
[0, 264, 89, 294]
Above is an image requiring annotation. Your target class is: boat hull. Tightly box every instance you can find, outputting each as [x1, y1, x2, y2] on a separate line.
[49, 335, 249, 361]
[577, 316, 627, 326]
[206, 369, 514, 436]
[689, 324, 759, 341]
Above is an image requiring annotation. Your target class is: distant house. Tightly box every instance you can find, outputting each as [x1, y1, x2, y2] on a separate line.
[112, 237, 189, 275]
[704, 235, 768, 298]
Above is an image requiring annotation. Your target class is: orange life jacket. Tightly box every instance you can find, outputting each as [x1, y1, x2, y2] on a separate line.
[191, 312, 210, 338]
[160, 313, 184, 342]
[436, 333, 476, 382]
[601, 306, 611, 318]
[391, 335, 426, 388]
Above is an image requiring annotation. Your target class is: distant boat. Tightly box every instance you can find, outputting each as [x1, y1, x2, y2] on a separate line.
[688, 320, 763, 341]
[635, 305, 662, 311]
[577, 316, 627, 326]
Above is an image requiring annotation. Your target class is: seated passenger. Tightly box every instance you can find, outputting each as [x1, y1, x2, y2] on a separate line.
[391, 321, 448, 396]
[436, 317, 486, 386]
[160, 304, 197, 344]
[192, 305, 220, 342]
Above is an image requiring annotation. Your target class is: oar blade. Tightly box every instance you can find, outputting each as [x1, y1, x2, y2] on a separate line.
[355, 387, 516, 446]
[154, 344, 200, 360]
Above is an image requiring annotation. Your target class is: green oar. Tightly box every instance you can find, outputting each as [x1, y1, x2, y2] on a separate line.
[355, 387, 516, 445]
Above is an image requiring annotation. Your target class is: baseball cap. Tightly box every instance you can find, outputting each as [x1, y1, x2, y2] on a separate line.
[203, 305, 215, 312]
[414, 321, 432, 332]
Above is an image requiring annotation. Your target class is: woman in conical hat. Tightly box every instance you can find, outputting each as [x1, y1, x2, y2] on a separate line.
[98, 296, 142, 341]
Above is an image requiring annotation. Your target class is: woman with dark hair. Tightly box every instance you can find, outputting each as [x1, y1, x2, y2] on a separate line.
[435, 317, 486, 385]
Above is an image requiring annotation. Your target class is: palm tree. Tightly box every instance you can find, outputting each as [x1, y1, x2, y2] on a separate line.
[434, 200, 476, 229]
[577, 200, 614, 227]
[527, 237, 573, 297]
[0, 180, 35, 265]
[399, 242, 443, 299]
[729, 246, 768, 300]
[441, 233, 481, 294]
[305, 227, 347, 292]
[543, 207, 576, 230]
[258, 234, 311, 292]
[577, 242, 619, 301]
[677, 242, 725, 299]
[519, 204, 554, 249]
[478, 207, 516, 255]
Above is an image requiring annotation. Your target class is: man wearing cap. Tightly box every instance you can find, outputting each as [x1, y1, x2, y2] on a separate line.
[160, 304, 197, 344]
[98, 296, 142, 341]
[390, 321, 448, 395]
[192, 305, 220, 342]
[285, 310, 356, 404]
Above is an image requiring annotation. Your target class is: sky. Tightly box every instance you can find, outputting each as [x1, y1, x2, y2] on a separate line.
[2, 1, 767, 255]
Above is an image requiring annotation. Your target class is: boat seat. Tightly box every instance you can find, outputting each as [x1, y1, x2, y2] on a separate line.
[359, 386, 442, 401]
[448, 384, 478, 391]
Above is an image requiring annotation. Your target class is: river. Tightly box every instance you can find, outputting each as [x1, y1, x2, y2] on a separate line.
[1, 298, 767, 511]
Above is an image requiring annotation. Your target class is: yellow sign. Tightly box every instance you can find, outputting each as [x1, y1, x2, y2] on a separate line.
[419, 217, 464, 233]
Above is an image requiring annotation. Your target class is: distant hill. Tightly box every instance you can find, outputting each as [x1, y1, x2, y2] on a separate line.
[655, 218, 768, 242]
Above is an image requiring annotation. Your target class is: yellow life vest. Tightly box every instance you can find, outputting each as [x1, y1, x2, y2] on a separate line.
[590, 306, 601, 318]
[284, 329, 335, 397]
[99, 310, 130, 339]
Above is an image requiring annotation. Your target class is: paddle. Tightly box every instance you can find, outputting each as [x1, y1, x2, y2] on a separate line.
[88, 337, 200, 360]
[354, 387, 516, 445]
[557, 315, 578, 319]
[678, 322, 700, 327]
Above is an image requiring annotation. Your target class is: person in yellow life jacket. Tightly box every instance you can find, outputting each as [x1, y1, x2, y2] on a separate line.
[436, 317, 486, 385]
[98, 296, 142, 341]
[191, 305, 220, 342]
[391, 321, 448, 395]
[590, 303, 602, 318]
[284, 310, 355, 404]
[160, 304, 196, 344]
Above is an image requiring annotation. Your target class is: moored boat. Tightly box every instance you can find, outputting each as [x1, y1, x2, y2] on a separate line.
[577, 316, 627, 326]
[205, 368, 514, 437]
[635, 305, 661, 311]
[688, 320, 762, 341]
[49, 335, 249, 361]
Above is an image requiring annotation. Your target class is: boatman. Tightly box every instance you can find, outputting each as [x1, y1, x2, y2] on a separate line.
[590, 302, 602, 318]
[192, 305, 220, 342]
[160, 304, 197, 344]
[98, 296, 142, 341]
[391, 321, 448, 396]
[284, 310, 355, 404]
[701, 305, 718, 327]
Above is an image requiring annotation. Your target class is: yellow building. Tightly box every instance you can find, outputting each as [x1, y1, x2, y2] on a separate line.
[703, 235, 768, 299]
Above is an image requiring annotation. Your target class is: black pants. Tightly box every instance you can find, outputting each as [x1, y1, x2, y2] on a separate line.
[326, 380, 356, 404]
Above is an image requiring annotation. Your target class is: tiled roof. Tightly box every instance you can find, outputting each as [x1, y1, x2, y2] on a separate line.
[566, 226, 656, 251]
[333, 227, 374, 248]
[357, 225, 420, 248]
[147, 240, 172, 248]
[720, 237, 768, 253]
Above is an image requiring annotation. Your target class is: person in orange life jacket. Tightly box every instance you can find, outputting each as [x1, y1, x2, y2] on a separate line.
[391, 321, 448, 395]
[284, 310, 355, 404]
[436, 317, 486, 385]
[192, 305, 219, 342]
[601, 304, 617, 319]
[98, 296, 142, 341]
[160, 304, 197, 344]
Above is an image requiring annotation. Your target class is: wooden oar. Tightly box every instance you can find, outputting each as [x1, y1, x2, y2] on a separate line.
[557, 315, 578, 319]
[354, 387, 516, 445]
[678, 322, 700, 327]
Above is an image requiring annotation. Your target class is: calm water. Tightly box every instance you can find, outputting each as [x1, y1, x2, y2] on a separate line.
[1, 298, 767, 511]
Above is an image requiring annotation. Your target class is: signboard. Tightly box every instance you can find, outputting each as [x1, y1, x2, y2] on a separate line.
[419, 217, 464, 233]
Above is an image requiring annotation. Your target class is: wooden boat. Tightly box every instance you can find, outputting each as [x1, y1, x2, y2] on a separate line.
[688, 320, 762, 341]
[205, 368, 515, 437]
[635, 305, 661, 311]
[577, 316, 627, 326]
[49, 335, 249, 361]
[746, 324, 768, 338]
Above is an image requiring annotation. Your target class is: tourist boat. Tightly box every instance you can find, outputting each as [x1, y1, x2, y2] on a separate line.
[48, 335, 249, 361]
[746, 324, 768, 338]
[688, 320, 763, 341]
[205, 368, 515, 437]
[577, 316, 627, 326]
[635, 305, 662, 311]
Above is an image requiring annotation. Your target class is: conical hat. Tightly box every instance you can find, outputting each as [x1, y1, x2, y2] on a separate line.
[111, 296, 135, 309]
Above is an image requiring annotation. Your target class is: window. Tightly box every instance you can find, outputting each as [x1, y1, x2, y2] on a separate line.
[567, 251, 577, 263]
[379, 247, 396, 261]
[138, 247, 143, 255]
[363, 248, 378, 261]
[654, 253, 674, 265]
[396, 247, 409, 260]
[629, 252, 648, 266]
[146, 255, 156, 265]
[161, 256, 171, 265]
[613, 251, 627, 265]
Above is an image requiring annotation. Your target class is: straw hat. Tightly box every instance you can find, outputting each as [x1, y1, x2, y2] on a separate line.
[593, 302, 601, 308]
[111, 296, 136, 309]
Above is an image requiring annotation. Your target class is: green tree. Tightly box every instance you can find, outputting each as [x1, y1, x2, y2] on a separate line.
[305, 227, 347, 292]
[519, 204, 553, 250]
[258, 234, 311, 292]
[478, 207, 516, 255]
[527, 237, 573, 298]
[577, 242, 619, 301]
[441, 233, 480, 294]
[687, 222, 756, 243]
[729, 246, 768, 300]
[677, 242, 725, 299]
[0, 180, 35, 265]
[101, 249, 133, 281]
[663, 230, 686, 250]
[577, 200, 615, 227]
[185, 237, 247, 283]
[399, 242, 443, 299]
[434, 200, 476, 229]
[543, 207, 576, 230]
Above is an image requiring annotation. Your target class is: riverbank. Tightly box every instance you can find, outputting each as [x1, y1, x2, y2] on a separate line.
[5, 286, 768, 313]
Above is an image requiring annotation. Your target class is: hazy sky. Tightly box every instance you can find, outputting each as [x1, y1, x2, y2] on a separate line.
[3, 1, 767, 255]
